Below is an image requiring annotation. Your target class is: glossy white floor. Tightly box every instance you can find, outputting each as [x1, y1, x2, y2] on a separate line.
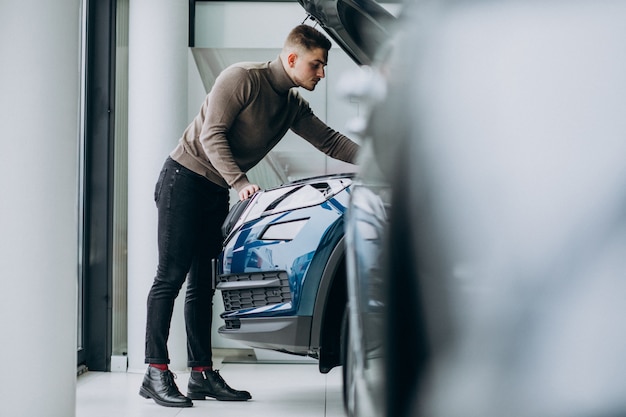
[76, 349, 345, 417]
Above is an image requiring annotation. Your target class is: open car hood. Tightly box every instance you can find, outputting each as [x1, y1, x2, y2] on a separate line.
[221, 173, 354, 242]
[298, 0, 397, 66]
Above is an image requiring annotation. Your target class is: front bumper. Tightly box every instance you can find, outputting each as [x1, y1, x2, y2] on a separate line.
[218, 315, 314, 356]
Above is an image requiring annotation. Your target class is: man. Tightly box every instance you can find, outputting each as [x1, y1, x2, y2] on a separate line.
[139, 24, 359, 408]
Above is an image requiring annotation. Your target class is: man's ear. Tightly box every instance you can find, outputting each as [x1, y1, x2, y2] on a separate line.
[287, 52, 298, 68]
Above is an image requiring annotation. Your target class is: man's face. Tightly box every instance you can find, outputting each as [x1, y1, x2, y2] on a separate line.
[290, 47, 328, 91]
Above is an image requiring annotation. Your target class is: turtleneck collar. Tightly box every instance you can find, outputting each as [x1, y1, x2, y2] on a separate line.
[268, 57, 298, 94]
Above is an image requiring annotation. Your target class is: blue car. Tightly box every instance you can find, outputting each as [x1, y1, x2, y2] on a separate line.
[215, 0, 396, 381]
[216, 173, 353, 373]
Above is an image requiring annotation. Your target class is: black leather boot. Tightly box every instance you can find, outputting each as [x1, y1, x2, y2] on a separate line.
[139, 367, 193, 407]
[187, 369, 252, 401]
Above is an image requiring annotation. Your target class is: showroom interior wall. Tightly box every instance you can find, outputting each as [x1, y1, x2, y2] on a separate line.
[1, 1, 81, 416]
[126, 0, 190, 373]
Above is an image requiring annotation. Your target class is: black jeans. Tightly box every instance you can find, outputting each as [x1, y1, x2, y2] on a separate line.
[145, 157, 229, 367]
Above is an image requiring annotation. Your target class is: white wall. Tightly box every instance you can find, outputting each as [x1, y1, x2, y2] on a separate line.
[194, 2, 309, 49]
[126, 0, 189, 372]
[0, 1, 81, 415]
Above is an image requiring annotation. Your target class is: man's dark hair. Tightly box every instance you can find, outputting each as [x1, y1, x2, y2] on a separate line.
[285, 24, 332, 52]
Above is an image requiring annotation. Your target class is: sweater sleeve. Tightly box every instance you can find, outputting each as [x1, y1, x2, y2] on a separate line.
[290, 96, 360, 164]
[199, 66, 254, 191]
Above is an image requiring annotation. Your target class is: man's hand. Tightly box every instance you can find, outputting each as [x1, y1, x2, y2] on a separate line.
[238, 184, 260, 201]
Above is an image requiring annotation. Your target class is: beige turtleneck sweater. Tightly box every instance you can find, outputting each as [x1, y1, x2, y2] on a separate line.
[170, 57, 359, 192]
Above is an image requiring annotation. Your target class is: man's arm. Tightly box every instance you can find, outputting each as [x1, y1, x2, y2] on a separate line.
[199, 66, 255, 193]
[290, 99, 360, 163]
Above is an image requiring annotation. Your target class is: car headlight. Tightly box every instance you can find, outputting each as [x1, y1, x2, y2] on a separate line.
[259, 218, 309, 241]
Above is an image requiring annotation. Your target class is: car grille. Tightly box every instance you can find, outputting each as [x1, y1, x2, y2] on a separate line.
[217, 271, 292, 313]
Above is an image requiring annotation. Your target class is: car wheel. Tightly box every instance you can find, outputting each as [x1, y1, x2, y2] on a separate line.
[341, 305, 357, 417]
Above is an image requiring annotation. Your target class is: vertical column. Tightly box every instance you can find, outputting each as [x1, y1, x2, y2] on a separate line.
[0, 1, 80, 416]
[127, 0, 189, 372]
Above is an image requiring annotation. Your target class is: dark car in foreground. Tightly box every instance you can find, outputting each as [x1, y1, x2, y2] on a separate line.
[341, 1, 626, 417]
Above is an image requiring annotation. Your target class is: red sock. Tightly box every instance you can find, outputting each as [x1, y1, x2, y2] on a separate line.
[150, 363, 168, 371]
[192, 366, 212, 372]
